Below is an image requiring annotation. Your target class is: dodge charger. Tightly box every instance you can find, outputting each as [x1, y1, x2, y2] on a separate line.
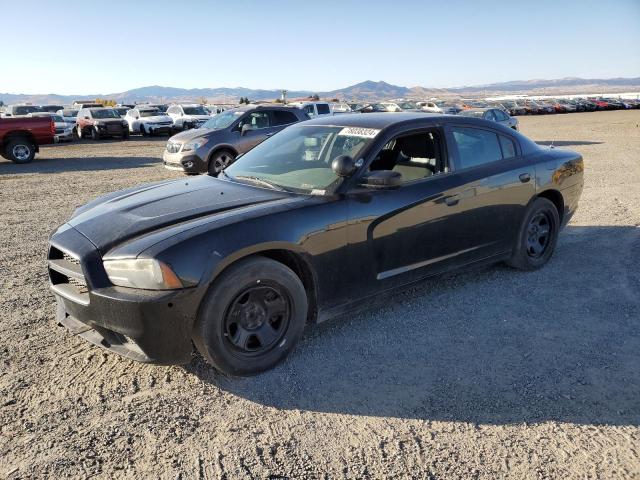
[48, 113, 584, 375]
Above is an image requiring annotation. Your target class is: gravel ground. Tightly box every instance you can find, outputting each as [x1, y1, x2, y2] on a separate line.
[1, 111, 639, 479]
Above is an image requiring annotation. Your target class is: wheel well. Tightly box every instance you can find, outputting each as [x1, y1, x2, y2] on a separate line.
[218, 250, 318, 324]
[207, 147, 238, 165]
[3, 131, 36, 148]
[537, 189, 564, 223]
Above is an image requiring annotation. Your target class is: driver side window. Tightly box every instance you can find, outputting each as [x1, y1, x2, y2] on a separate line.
[369, 130, 446, 183]
[239, 112, 270, 130]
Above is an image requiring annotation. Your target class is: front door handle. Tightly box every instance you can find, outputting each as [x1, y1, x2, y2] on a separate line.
[444, 194, 460, 206]
[519, 173, 531, 183]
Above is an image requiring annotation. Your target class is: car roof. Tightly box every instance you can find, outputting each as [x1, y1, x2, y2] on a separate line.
[302, 112, 444, 129]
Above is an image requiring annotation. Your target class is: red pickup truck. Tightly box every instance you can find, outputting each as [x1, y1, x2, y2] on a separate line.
[0, 117, 55, 163]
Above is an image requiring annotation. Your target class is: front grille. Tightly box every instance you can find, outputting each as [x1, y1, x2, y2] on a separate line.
[106, 124, 123, 133]
[48, 246, 90, 304]
[55, 127, 64, 134]
[156, 121, 172, 126]
[166, 142, 181, 153]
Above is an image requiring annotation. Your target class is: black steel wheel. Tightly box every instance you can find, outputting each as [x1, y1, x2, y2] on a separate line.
[224, 284, 291, 355]
[194, 256, 308, 376]
[525, 212, 551, 259]
[507, 197, 560, 270]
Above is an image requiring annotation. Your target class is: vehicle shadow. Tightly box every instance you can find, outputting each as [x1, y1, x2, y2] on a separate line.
[187, 225, 640, 426]
[535, 140, 604, 146]
[0, 155, 163, 175]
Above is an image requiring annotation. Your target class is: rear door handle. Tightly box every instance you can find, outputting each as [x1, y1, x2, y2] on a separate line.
[519, 173, 531, 183]
[444, 194, 460, 206]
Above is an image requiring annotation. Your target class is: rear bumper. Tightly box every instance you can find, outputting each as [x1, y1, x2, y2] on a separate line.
[48, 225, 196, 365]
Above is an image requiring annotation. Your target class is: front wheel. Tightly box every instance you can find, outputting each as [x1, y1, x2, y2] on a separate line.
[507, 197, 560, 270]
[90, 127, 100, 140]
[208, 150, 236, 176]
[193, 256, 308, 376]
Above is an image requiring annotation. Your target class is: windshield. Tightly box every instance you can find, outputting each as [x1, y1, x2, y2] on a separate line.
[114, 108, 128, 115]
[61, 109, 78, 117]
[224, 125, 377, 193]
[201, 110, 243, 130]
[398, 102, 418, 109]
[91, 109, 121, 119]
[183, 106, 208, 115]
[139, 109, 161, 117]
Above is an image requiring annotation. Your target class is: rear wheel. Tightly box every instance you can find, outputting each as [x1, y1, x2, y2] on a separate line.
[91, 127, 100, 140]
[140, 123, 147, 136]
[507, 197, 560, 270]
[5, 138, 36, 163]
[208, 150, 236, 176]
[193, 256, 308, 376]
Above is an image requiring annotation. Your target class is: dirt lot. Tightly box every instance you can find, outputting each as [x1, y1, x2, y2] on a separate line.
[1, 110, 639, 479]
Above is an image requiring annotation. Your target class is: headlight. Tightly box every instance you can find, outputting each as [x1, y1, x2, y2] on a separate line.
[181, 138, 208, 152]
[103, 258, 183, 290]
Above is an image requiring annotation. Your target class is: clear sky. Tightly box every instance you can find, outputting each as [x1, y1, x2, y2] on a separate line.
[1, 0, 639, 95]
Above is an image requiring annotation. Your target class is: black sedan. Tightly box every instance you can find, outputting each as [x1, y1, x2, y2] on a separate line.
[48, 113, 584, 375]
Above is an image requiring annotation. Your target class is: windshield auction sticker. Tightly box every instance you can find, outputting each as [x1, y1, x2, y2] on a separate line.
[338, 127, 380, 138]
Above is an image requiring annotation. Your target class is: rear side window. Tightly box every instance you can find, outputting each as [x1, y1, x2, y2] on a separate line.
[271, 110, 298, 126]
[450, 127, 503, 169]
[494, 110, 509, 121]
[303, 105, 315, 116]
[316, 103, 330, 114]
[499, 135, 517, 159]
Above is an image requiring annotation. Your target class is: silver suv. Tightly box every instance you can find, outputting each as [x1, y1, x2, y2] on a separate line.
[163, 105, 309, 175]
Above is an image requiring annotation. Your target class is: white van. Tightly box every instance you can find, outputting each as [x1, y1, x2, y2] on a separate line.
[290, 101, 332, 118]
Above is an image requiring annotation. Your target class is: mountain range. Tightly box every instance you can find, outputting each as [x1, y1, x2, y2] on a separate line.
[1, 77, 639, 105]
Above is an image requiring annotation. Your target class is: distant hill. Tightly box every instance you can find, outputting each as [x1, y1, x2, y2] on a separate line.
[1, 77, 638, 105]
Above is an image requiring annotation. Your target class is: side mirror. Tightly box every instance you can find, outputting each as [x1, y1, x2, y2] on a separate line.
[241, 124, 255, 136]
[331, 155, 356, 177]
[359, 170, 402, 189]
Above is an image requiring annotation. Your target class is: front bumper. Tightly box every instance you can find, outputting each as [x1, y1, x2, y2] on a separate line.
[162, 150, 207, 173]
[145, 123, 173, 134]
[48, 225, 196, 364]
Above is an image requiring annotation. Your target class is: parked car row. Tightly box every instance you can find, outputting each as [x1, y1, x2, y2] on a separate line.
[483, 97, 640, 116]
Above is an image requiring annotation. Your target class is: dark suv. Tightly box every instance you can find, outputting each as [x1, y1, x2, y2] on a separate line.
[77, 108, 130, 140]
[163, 105, 308, 175]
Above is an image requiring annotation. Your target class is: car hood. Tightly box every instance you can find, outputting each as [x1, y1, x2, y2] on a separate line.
[169, 127, 223, 142]
[140, 115, 172, 123]
[68, 175, 290, 253]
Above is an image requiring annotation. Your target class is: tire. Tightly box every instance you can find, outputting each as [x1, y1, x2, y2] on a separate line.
[73, 126, 79, 139]
[193, 256, 308, 376]
[91, 127, 100, 140]
[140, 124, 147, 136]
[208, 150, 236, 176]
[507, 197, 560, 271]
[5, 137, 36, 164]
